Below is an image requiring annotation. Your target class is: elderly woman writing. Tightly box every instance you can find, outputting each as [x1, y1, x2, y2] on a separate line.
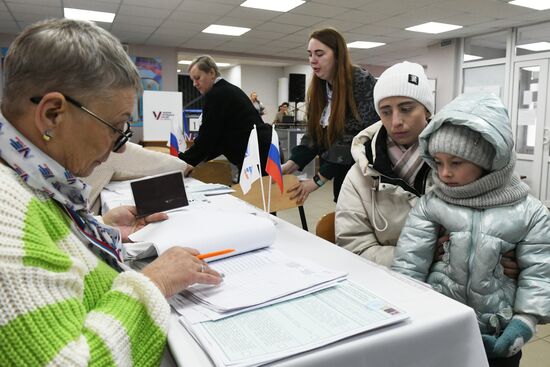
[0, 19, 221, 366]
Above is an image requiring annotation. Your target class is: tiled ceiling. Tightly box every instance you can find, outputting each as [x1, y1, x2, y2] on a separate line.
[1, 0, 550, 67]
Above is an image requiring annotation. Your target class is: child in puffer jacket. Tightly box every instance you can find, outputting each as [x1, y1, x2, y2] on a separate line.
[392, 92, 550, 367]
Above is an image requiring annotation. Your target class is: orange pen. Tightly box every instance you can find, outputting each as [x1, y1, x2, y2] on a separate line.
[196, 248, 235, 260]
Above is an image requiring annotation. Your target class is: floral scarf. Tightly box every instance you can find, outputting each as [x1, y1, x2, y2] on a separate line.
[0, 114, 124, 263]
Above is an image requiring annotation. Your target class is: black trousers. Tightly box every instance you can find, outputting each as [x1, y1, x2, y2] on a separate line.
[488, 350, 522, 367]
[329, 163, 354, 203]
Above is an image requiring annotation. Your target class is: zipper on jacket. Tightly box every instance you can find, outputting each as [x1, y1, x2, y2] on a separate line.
[371, 175, 380, 191]
[367, 164, 421, 196]
[465, 210, 481, 306]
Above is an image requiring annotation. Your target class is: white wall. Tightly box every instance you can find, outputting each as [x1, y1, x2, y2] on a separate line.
[409, 40, 460, 113]
[240, 64, 285, 124]
[222, 65, 242, 88]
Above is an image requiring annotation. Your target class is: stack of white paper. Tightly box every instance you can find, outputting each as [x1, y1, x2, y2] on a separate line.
[186, 182, 235, 196]
[173, 248, 347, 316]
[127, 208, 276, 260]
[178, 281, 408, 367]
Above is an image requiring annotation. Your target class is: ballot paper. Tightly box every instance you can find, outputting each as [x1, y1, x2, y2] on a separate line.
[174, 248, 347, 314]
[179, 281, 408, 367]
[185, 181, 235, 196]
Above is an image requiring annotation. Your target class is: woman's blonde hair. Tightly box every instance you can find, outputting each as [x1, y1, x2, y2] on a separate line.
[188, 55, 221, 77]
[306, 28, 360, 148]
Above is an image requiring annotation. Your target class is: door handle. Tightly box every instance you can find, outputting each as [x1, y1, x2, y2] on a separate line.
[544, 128, 550, 145]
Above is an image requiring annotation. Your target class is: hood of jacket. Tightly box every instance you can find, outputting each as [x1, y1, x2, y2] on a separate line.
[350, 121, 384, 175]
[419, 92, 513, 172]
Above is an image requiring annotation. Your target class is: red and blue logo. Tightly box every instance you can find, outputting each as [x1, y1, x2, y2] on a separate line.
[13, 164, 29, 181]
[64, 170, 76, 184]
[38, 164, 54, 179]
[10, 137, 30, 158]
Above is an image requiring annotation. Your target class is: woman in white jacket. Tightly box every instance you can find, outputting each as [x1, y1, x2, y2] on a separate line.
[335, 61, 434, 266]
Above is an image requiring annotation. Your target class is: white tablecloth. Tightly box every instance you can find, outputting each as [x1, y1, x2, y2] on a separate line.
[165, 196, 488, 367]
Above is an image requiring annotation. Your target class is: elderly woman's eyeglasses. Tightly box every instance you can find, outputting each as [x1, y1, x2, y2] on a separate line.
[30, 95, 133, 152]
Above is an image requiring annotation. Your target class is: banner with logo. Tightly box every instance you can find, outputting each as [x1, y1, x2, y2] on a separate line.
[142, 90, 183, 142]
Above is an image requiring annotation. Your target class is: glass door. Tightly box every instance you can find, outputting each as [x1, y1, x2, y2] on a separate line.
[510, 59, 549, 201]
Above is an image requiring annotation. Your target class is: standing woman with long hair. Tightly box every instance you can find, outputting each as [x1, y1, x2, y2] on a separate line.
[282, 28, 379, 203]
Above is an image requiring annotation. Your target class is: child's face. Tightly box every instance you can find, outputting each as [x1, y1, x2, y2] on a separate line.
[433, 152, 485, 186]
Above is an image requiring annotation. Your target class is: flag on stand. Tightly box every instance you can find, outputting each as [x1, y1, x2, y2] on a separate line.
[265, 127, 284, 193]
[169, 118, 186, 157]
[239, 126, 261, 194]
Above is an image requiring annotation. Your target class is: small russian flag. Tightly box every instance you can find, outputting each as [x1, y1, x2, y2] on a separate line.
[170, 119, 185, 157]
[265, 127, 283, 193]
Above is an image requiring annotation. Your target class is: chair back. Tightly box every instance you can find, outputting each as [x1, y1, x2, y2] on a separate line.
[231, 175, 300, 212]
[315, 211, 335, 243]
[191, 160, 234, 186]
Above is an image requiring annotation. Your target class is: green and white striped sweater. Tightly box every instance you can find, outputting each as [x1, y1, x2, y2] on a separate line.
[0, 164, 170, 366]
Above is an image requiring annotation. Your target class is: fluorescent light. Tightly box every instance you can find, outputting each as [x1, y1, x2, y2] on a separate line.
[347, 41, 385, 49]
[177, 69, 181, 73]
[464, 54, 483, 62]
[178, 60, 231, 67]
[516, 42, 550, 51]
[240, 0, 304, 12]
[64, 8, 115, 23]
[509, 0, 550, 10]
[202, 24, 250, 36]
[522, 66, 540, 72]
[406, 22, 462, 34]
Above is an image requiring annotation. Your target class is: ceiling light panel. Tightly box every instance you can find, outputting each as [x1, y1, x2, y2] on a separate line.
[347, 41, 386, 49]
[509, 0, 550, 11]
[240, 0, 305, 12]
[202, 24, 250, 36]
[516, 42, 550, 51]
[406, 22, 462, 34]
[64, 8, 115, 23]
[463, 54, 483, 62]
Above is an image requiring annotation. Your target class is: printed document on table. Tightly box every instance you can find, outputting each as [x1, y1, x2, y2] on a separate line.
[185, 249, 346, 312]
[170, 280, 340, 323]
[179, 281, 408, 367]
[182, 248, 347, 312]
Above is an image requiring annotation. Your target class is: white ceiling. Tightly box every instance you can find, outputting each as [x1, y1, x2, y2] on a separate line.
[1, 0, 550, 67]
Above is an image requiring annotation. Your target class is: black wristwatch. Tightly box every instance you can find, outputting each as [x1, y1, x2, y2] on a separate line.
[313, 174, 325, 187]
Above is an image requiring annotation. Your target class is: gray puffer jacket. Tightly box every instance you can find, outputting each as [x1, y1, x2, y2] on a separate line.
[392, 93, 550, 335]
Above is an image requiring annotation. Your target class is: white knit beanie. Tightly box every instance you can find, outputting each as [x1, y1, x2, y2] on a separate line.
[374, 61, 434, 116]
